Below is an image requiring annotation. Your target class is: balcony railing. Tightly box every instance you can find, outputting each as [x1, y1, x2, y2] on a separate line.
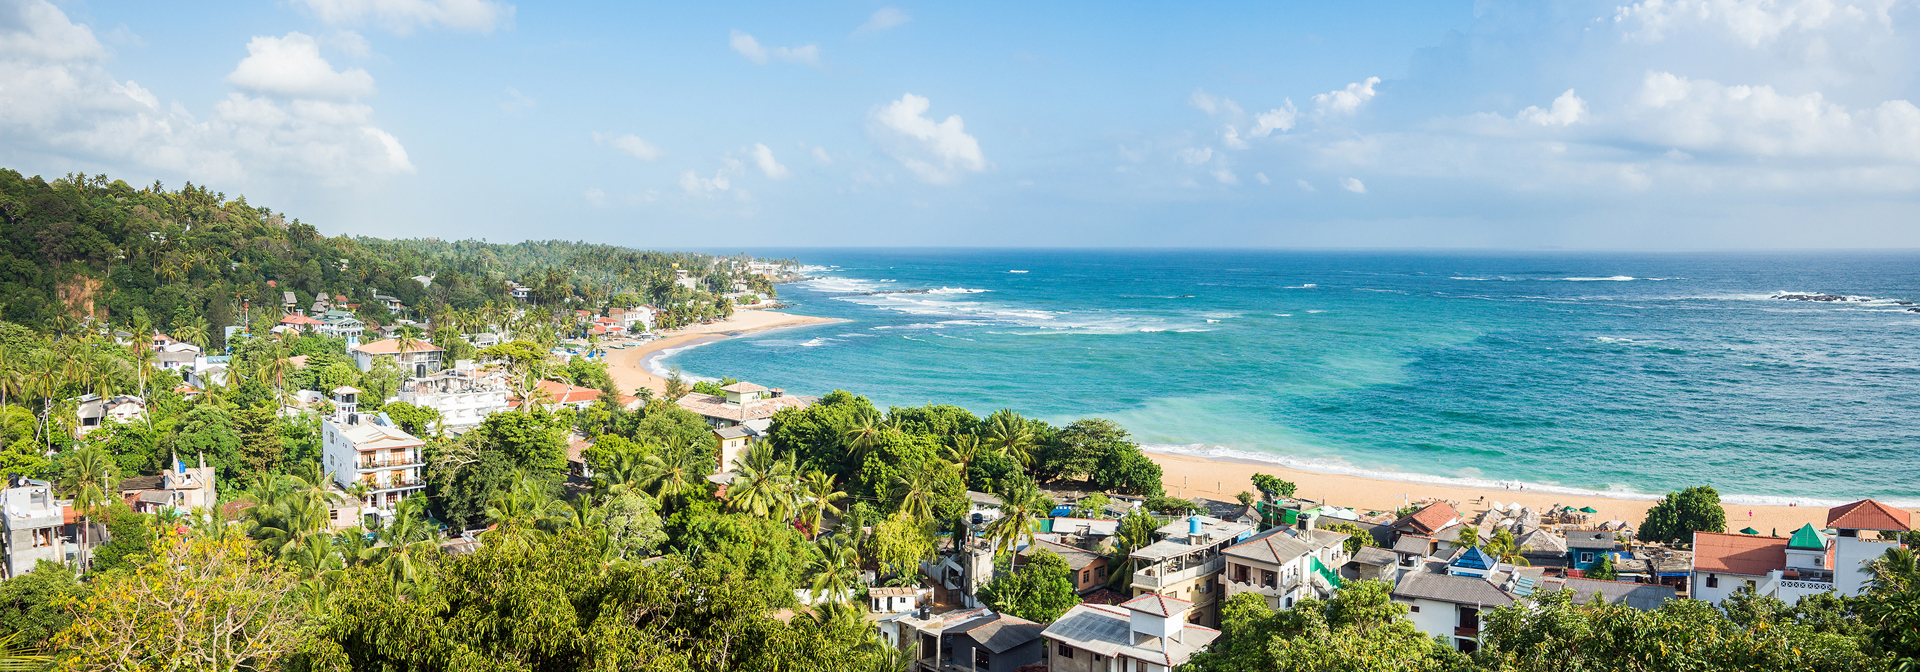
[1455, 626, 1480, 638]
[358, 456, 423, 469]
[1223, 573, 1300, 596]
[1134, 556, 1224, 590]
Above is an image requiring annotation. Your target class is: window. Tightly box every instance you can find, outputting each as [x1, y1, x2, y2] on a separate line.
[1261, 569, 1277, 588]
[1081, 569, 1090, 585]
[974, 648, 989, 669]
[1232, 563, 1250, 583]
[1410, 605, 1421, 613]
[1058, 643, 1074, 659]
[1580, 552, 1594, 563]
[1706, 574, 1718, 588]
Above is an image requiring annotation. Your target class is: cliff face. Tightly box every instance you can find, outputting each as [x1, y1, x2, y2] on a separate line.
[56, 275, 103, 319]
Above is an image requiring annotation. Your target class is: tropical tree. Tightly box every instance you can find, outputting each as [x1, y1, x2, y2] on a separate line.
[1485, 529, 1532, 567]
[805, 536, 863, 606]
[983, 480, 1050, 555]
[725, 448, 800, 521]
[798, 470, 848, 539]
[887, 462, 944, 521]
[1639, 485, 1728, 546]
[980, 409, 1037, 468]
[58, 444, 117, 570]
[635, 440, 707, 501]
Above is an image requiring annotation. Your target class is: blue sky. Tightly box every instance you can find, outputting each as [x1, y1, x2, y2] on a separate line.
[6, 0, 1920, 249]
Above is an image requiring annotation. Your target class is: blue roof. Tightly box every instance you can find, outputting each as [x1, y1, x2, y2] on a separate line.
[1510, 574, 1538, 596]
[1452, 546, 1495, 571]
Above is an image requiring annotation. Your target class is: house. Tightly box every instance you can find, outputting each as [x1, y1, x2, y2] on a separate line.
[882, 606, 995, 670]
[1390, 570, 1515, 653]
[508, 380, 605, 413]
[350, 338, 444, 376]
[396, 369, 509, 432]
[372, 292, 404, 314]
[75, 394, 145, 435]
[1127, 515, 1254, 626]
[279, 312, 324, 332]
[1020, 538, 1110, 594]
[608, 306, 655, 331]
[869, 586, 928, 614]
[282, 291, 297, 312]
[1531, 575, 1675, 610]
[1218, 524, 1351, 610]
[317, 309, 365, 342]
[1565, 530, 1618, 571]
[714, 426, 753, 473]
[928, 539, 1001, 608]
[967, 490, 1004, 524]
[186, 356, 229, 389]
[1042, 593, 1222, 672]
[1345, 546, 1401, 583]
[1514, 528, 1569, 568]
[320, 387, 426, 515]
[1689, 499, 1911, 605]
[509, 282, 531, 301]
[117, 454, 217, 514]
[1048, 517, 1122, 540]
[674, 382, 817, 429]
[1391, 501, 1463, 539]
[154, 340, 201, 371]
[1, 479, 67, 579]
[947, 614, 1046, 672]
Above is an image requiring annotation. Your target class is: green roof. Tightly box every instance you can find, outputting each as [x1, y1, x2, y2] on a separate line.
[1787, 523, 1825, 550]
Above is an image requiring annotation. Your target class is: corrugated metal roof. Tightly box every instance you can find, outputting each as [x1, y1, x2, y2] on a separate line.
[1392, 571, 1516, 606]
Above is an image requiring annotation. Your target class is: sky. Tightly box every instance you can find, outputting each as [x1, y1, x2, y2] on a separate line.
[6, 0, 1920, 249]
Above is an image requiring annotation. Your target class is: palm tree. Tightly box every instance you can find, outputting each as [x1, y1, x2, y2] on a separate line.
[368, 495, 443, 596]
[888, 462, 945, 522]
[942, 434, 992, 486]
[842, 410, 886, 464]
[395, 324, 426, 356]
[861, 638, 916, 672]
[1485, 529, 1531, 567]
[979, 410, 1036, 468]
[798, 471, 848, 539]
[636, 441, 707, 501]
[805, 536, 863, 606]
[983, 480, 1049, 555]
[1455, 525, 1480, 550]
[59, 444, 117, 570]
[726, 448, 799, 521]
[1865, 545, 1920, 593]
[0, 630, 52, 671]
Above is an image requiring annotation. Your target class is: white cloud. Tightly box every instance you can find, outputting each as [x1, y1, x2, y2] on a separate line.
[811, 146, 833, 164]
[868, 93, 988, 183]
[1222, 126, 1248, 149]
[584, 188, 606, 206]
[501, 87, 535, 114]
[1177, 147, 1213, 165]
[1296, 179, 1317, 192]
[1518, 90, 1587, 126]
[730, 31, 819, 66]
[749, 143, 789, 179]
[1313, 77, 1381, 115]
[680, 158, 746, 198]
[290, 0, 514, 34]
[1627, 71, 1920, 161]
[593, 132, 662, 161]
[226, 33, 376, 100]
[855, 7, 911, 34]
[323, 30, 372, 59]
[1212, 168, 1240, 185]
[1256, 172, 1270, 184]
[1612, 0, 1893, 47]
[0, 2, 410, 186]
[1250, 102, 1298, 137]
[1341, 177, 1367, 193]
[1189, 89, 1243, 116]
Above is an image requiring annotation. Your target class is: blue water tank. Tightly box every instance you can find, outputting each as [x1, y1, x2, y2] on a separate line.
[1188, 516, 1200, 534]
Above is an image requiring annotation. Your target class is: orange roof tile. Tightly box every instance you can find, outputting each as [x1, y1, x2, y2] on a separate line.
[352, 338, 444, 355]
[1692, 531, 1787, 577]
[1394, 501, 1461, 536]
[1827, 499, 1913, 531]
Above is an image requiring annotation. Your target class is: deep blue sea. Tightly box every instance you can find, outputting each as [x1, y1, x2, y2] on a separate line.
[666, 250, 1920, 505]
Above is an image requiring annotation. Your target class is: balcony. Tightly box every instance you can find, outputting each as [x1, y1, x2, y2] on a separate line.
[1133, 556, 1223, 590]
[358, 455, 423, 469]
[1454, 626, 1480, 638]
[1223, 573, 1300, 598]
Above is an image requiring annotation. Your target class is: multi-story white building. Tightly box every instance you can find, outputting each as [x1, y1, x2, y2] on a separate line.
[350, 338, 444, 377]
[675, 382, 817, 430]
[397, 369, 509, 432]
[1, 479, 68, 578]
[320, 387, 427, 512]
[1690, 499, 1912, 605]
[1218, 524, 1351, 611]
[1042, 593, 1221, 672]
[1128, 516, 1254, 627]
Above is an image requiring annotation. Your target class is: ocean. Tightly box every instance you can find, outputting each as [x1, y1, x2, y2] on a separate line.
[664, 249, 1920, 506]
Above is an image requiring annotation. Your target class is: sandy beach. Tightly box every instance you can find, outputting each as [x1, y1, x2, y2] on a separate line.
[1144, 451, 1906, 538]
[606, 310, 842, 396]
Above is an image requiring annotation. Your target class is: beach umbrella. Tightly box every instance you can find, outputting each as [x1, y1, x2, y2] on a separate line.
[1579, 506, 1599, 513]
[1739, 527, 1760, 535]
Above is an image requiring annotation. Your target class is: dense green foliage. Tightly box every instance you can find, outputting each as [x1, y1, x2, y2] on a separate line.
[979, 549, 1082, 623]
[1186, 582, 1465, 672]
[1639, 485, 1728, 546]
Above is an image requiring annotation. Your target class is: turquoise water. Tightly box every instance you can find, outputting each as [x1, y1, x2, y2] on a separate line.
[666, 250, 1920, 505]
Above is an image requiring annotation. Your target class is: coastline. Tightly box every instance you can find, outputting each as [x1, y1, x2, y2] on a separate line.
[606, 310, 843, 396]
[1141, 449, 1911, 538]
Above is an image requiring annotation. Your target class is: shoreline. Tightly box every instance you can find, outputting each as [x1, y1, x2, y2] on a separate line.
[606, 310, 844, 396]
[1142, 448, 1917, 538]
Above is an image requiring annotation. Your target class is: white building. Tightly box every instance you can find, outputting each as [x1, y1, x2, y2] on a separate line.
[1128, 516, 1254, 627]
[320, 387, 427, 512]
[1218, 524, 1351, 611]
[675, 382, 817, 429]
[350, 338, 444, 376]
[75, 394, 145, 435]
[1, 479, 68, 579]
[396, 369, 509, 432]
[1042, 593, 1221, 672]
[1391, 569, 1515, 653]
[1690, 499, 1912, 605]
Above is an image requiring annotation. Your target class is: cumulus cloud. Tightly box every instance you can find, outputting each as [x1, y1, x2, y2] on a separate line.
[291, 0, 514, 34]
[1177, 147, 1214, 165]
[1313, 77, 1381, 115]
[226, 33, 376, 100]
[1188, 89, 1243, 117]
[1612, 0, 1892, 47]
[1341, 177, 1367, 193]
[1628, 71, 1920, 161]
[730, 31, 820, 66]
[679, 157, 745, 197]
[749, 143, 789, 178]
[584, 188, 606, 206]
[593, 132, 661, 161]
[1250, 103, 1298, 137]
[0, 1, 410, 186]
[1212, 168, 1240, 185]
[867, 93, 988, 183]
[855, 7, 911, 35]
[1222, 126, 1248, 149]
[1296, 179, 1317, 192]
[1518, 89, 1587, 126]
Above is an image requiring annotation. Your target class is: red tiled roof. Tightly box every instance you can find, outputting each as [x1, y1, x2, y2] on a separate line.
[1394, 501, 1461, 536]
[1692, 531, 1787, 577]
[1827, 499, 1913, 531]
[1120, 592, 1191, 617]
